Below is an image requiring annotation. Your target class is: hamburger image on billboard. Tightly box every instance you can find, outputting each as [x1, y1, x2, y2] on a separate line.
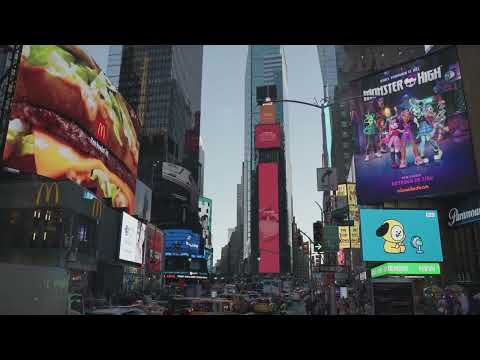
[2, 45, 140, 213]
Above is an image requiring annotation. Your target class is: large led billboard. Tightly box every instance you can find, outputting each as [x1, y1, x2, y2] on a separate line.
[164, 229, 201, 257]
[255, 123, 281, 149]
[198, 196, 212, 247]
[119, 212, 146, 265]
[350, 46, 477, 204]
[258, 162, 280, 273]
[2, 45, 140, 213]
[146, 225, 164, 274]
[134, 179, 152, 222]
[162, 162, 194, 192]
[359, 209, 443, 262]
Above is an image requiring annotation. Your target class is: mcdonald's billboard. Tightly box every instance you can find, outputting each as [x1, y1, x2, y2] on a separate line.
[2, 45, 141, 214]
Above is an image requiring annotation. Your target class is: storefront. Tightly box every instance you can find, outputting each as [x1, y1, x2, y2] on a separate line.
[444, 192, 480, 291]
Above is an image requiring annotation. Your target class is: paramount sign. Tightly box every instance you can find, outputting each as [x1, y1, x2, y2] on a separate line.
[448, 207, 480, 227]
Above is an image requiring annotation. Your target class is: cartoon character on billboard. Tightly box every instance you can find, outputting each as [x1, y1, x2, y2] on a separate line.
[383, 115, 404, 169]
[375, 219, 406, 254]
[432, 96, 449, 142]
[363, 113, 381, 161]
[398, 108, 423, 168]
[421, 102, 444, 162]
[374, 97, 388, 154]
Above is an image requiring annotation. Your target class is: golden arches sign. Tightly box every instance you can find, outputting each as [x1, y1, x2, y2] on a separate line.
[91, 199, 103, 220]
[35, 183, 60, 206]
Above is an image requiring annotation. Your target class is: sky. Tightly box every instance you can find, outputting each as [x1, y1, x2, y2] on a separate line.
[201, 45, 325, 262]
[80, 44, 326, 263]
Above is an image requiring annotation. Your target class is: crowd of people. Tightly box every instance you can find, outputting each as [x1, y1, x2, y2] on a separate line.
[424, 287, 480, 315]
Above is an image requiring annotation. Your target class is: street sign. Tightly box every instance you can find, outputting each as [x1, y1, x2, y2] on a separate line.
[338, 225, 360, 249]
[322, 225, 339, 252]
[315, 265, 344, 272]
[317, 167, 338, 192]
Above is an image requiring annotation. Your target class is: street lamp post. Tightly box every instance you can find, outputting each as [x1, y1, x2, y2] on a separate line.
[298, 229, 315, 303]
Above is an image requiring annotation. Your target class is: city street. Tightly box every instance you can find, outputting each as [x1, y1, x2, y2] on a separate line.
[1, 45, 480, 315]
[285, 301, 306, 315]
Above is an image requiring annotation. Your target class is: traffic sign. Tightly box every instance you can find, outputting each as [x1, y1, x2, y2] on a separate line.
[322, 225, 339, 252]
[317, 167, 338, 192]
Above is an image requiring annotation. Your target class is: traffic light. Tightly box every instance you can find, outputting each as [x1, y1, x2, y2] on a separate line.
[313, 221, 323, 252]
[303, 242, 309, 255]
[296, 231, 303, 248]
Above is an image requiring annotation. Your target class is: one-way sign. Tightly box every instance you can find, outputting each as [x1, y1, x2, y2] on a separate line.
[317, 167, 337, 192]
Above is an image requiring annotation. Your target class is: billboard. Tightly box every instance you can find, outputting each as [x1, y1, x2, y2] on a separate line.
[371, 262, 441, 278]
[258, 162, 280, 273]
[350, 46, 477, 204]
[198, 196, 212, 247]
[255, 123, 281, 149]
[2, 45, 140, 214]
[164, 229, 201, 257]
[134, 179, 152, 222]
[119, 212, 146, 265]
[162, 162, 194, 192]
[204, 247, 214, 273]
[359, 209, 443, 262]
[146, 225, 164, 274]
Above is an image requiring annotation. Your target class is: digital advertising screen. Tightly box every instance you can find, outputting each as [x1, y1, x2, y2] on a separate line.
[134, 179, 152, 222]
[350, 46, 477, 204]
[258, 162, 280, 273]
[164, 229, 200, 257]
[255, 123, 281, 149]
[359, 209, 443, 262]
[198, 196, 212, 247]
[146, 225, 164, 274]
[119, 212, 146, 265]
[2, 45, 140, 214]
[162, 162, 194, 192]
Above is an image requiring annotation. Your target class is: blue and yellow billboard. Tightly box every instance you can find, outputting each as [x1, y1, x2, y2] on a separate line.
[359, 209, 443, 262]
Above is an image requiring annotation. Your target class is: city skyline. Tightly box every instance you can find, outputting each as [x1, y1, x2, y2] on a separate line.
[62, 45, 325, 263]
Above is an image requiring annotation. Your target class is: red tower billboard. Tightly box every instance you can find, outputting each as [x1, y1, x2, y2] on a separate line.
[255, 123, 281, 149]
[258, 162, 280, 273]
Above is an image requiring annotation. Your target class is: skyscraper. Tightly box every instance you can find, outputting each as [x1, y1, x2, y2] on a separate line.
[114, 45, 203, 228]
[243, 45, 293, 274]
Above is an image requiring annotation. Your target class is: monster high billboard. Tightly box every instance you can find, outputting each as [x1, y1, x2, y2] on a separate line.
[350, 46, 478, 204]
[359, 209, 443, 262]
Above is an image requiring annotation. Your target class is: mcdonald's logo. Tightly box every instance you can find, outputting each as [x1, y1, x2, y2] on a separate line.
[96, 122, 107, 142]
[91, 199, 103, 220]
[35, 183, 60, 207]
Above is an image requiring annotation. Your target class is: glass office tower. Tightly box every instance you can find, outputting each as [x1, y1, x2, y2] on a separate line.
[243, 45, 293, 274]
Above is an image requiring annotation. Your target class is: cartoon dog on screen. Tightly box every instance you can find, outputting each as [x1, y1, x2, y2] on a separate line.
[376, 219, 406, 254]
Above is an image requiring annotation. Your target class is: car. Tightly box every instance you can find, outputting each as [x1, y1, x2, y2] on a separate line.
[253, 298, 277, 314]
[90, 307, 147, 315]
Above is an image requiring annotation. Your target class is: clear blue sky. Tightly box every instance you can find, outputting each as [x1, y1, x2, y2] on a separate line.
[80, 45, 326, 263]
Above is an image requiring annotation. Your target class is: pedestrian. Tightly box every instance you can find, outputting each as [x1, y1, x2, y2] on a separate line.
[471, 293, 480, 315]
[305, 296, 312, 315]
[457, 291, 470, 315]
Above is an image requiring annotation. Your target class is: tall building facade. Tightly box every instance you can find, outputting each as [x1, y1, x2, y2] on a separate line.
[243, 45, 293, 274]
[198, 137, 205, 196]
[106, 45, 123, 88]
[115, 45, 203, 227]
[114, 46, 204, 282]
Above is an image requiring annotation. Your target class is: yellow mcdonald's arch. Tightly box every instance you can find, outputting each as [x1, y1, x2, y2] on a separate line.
[91, 199, 103, 220]
[35, 183, 60, 206]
